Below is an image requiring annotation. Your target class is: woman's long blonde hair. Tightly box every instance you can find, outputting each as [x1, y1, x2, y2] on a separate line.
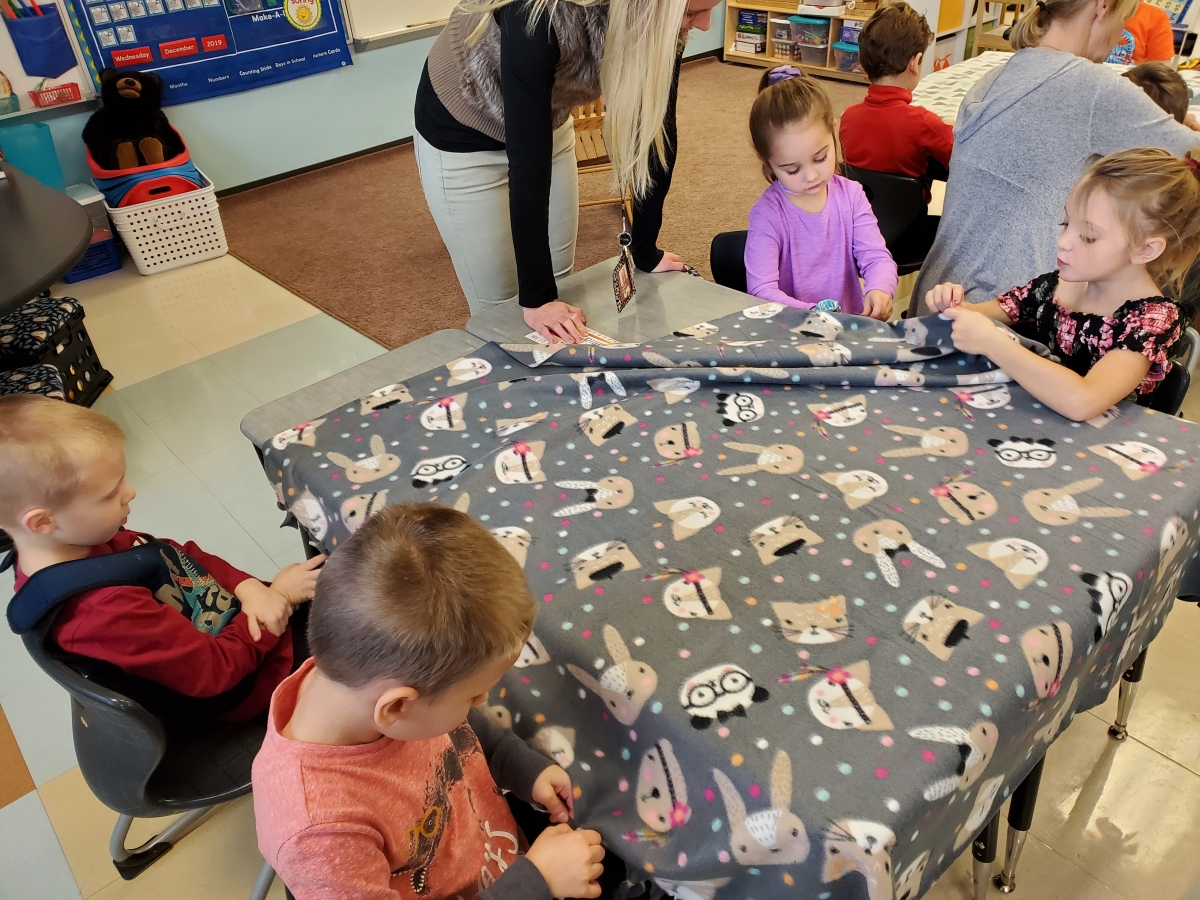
[465, 0, 689, 198]
[1010, 0, 1138, 49]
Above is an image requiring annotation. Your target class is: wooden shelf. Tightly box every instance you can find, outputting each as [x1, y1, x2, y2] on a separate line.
[724, 47, 870, 83]
[726, 2, 869, 84]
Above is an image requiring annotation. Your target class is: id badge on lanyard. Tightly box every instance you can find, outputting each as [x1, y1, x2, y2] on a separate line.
[613, 210, 635, 312]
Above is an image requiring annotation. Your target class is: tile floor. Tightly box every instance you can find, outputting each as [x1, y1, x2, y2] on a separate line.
[2, 253, 1200, 900]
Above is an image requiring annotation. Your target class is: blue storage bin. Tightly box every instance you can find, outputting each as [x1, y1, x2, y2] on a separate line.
[63, 238, 122, 283]
[0, 122, 65, 191]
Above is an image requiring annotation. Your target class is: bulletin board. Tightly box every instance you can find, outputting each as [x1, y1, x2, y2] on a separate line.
[64, 0, 352, 106]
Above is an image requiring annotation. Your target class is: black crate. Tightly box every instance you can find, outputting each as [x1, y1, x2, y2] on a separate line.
[0, 298, 112, 407]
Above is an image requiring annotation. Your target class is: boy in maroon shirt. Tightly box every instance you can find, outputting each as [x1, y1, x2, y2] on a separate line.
[839, 1, 954, 186]
[1, 395, 323, 721]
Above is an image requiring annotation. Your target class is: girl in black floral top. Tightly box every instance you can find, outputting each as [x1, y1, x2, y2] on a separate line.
[925, 148, 1200, 421]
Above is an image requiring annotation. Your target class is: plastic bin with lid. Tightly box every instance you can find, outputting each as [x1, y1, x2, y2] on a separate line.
[788, 15, 830, 46]
[840, 17, 866, 43]
[770, 17, 794, 40]
[797, 42, 829, 65]
[774, 38, 797, 59]
[833, 40, 862, 72]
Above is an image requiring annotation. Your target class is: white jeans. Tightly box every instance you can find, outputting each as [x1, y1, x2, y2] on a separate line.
[415, 118, 580, 314]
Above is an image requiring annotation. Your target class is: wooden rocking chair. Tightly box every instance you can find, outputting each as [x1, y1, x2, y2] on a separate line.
[573, 99, 635, 223]
[973, 0, 1030, 56]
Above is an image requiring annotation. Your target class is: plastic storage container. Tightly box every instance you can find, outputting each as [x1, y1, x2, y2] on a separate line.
[798, 42, 829, 65]
[771, 17, 794, 40]
[840, 18, 866, 43]
[789, 15, 830, 45]
[63, 239, 121, 284]
[106, 168, 228, 275]
[833, 41, 863, 72]
[775, 38, 797, 60]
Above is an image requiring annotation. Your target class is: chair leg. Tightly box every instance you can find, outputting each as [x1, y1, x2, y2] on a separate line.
[110, 807, 212, 880]
[1109, 648, 1148, 741]
[993, 756, 1045, 893]
[249, 859, 276, 900]
[972, 812, 1001, 900]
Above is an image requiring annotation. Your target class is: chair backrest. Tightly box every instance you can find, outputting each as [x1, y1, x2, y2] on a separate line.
[710, 230, 749, 294]
[573, 99, 605, 132]
[1143, 362, 1191, 415]
[842, 165, 927, 248]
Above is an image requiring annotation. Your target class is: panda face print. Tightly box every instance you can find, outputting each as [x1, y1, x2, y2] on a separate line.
[989, 438, 1056, 468]
[411, 454, 468, 488]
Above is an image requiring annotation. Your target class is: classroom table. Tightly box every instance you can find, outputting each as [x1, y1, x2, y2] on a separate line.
[244, 265, 1200, 900]
[910, 51, 1200, 124]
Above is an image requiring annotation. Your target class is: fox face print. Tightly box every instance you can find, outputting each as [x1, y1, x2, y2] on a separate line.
[823, 820, 895, 900]
[659, 568, 731, 620]
[1090, 441, 1168, 480]
[655, 422, 702, 459]
[495, 441, 547, 484]
[808, 395, 867, 427]
[419, 394, 468, 431]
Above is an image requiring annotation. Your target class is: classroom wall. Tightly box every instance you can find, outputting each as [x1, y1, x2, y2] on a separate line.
[33, 3, 725, 193]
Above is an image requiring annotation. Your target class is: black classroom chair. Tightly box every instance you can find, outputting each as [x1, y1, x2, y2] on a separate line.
[842, 164, 939, 278]
[709, 230, 749, 294]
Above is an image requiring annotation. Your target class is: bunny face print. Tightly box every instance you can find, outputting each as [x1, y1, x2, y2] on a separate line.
[567, 625, 656, 725]
[571, 540, 641, 588]
[712, 752, 809, 865]
[906, 721, 998, 799]
[648, 377, 700, 404]
[654, 497, 721, 540]
[655, 422, 702, 459]
[636, 739, 691, 832]
[271, 418, 326, 450]
[854, 520, 944, 587]
[1022, 478, 1130, 526]
[791, 310, 842, 340]
[1021, 622, 1073, 699]
[715, 391, 765, 425]
[359, 384, 412, 414]
[514, 632, 549, 667]
[718, 442, 804, 476]
[822, 820, 895, 900]
[931, 480, 998, 525]
[894, 851, 930, 900]
[742, 302, 787, 319]
[445, 356, 492, 386]
[954, 776, 1005, 850]
[325, 436, 401, 484]
[419, 394, 468, 431]
[1090, 441, 1168, 479]
[495, 412, 548, 437]
[1157, 516, 1189, 588]
[969, 538, 1048, 588]
[773, 596, 849, 644]
[989, 437, 1057, 468]
[411, 454, 468, 488]
[903, 595, 983, 661]
[1081, 570, 1133, 643]
[340, 490, 388, 534]
[808, 662, 893, 731]
[808, 395, 867, 427]
[882, 424, 969, 458]
[661, 568, 730, 620]
[680, 664, 769, 728]
[579, 404, 638, 446]
[822, 470, 888, 509]
[495, 441, 546, 484]
[750, 516, 824, 564]
[555, 478, 635, 517]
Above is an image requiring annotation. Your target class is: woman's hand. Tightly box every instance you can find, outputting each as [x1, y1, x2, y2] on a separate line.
[925, 282, 964, 314]
[652, 251, 687, 273]
[943, 305, 1002, 356]
[524, 302, 587, 344]
[862, 290, 893, 321]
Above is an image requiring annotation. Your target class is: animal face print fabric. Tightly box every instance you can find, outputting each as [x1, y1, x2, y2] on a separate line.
[260, 304, 1200, 900]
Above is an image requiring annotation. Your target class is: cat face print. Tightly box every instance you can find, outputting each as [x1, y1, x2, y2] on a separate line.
[578, 403, 638, 446]
[808, 662, 893, 731]
[419, 394, 468, 431]
[674, 321, 720, 337]
[662, 568, 731, 620]
[444, 356, 491, 386]
[894, 851, 931, 900]
[969, 538, 1048, 589]
[411, 454, 468, 488]
[636, 739, 691, 833]
[791, 310, 842, 340]
[932, 481, 998, 525]
[989, 437, 1056, 468]
[359, 384, 412, 415]
[874, 366, 925, 388]
[773, 596, 849, 644]
[822, 470, 888, 509]
[271, 417, 326, 450]
[680, 664, 769, 729]
[808, 395, 867, 427]
[290, 489, 328, 541]
[570, 540, 641, 588]
[530, 726, 574, 768]
[648, 377, 700, 404]
[495, 441, 547, 484]
[952, 384, 1011, 409]
[1021, 622, 1073, 699]
[655, 422, 702, 459]
[903, 595, 983, 661]
[798, 342, 852, 366]
[340, 490, 388, 535]
[495, 412, 548, 437]
[749, 515, 824, 564]
[1090, 441, 1168, 480]
[654, 496, 721, 540]
[715, 391, 765, 425]
[742, 302, 787, 319]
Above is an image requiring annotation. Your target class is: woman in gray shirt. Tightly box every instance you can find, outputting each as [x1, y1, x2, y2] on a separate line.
[912, 0, 1200, 310]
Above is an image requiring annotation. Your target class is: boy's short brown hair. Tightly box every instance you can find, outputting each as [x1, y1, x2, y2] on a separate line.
[1122, 62, 1190, 124]
[0, 395, 125, 527]
[858, 1, 934, 81]
[309, 503, 537, 695]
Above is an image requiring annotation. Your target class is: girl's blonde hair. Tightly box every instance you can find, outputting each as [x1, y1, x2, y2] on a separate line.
[748, 68, 835, 181]
[1010, 0, 1139, 50]
[465, 0, 688, 199]
[1073, 148, 1200, 299]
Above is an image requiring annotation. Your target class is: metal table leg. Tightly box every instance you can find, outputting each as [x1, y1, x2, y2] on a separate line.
[994, 756, 1045, 893]
[972, 812, 1000, 900]
[1109, 648, 1148, 741]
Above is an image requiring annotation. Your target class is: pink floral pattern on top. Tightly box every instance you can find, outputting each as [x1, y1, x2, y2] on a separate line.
[996, 271, 1182, 395]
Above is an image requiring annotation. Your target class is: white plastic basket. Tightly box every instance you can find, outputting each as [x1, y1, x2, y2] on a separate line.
[106, 169, 228, 275]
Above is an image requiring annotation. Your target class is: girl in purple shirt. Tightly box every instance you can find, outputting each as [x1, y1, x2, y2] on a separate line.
[745, 67, 898, 318]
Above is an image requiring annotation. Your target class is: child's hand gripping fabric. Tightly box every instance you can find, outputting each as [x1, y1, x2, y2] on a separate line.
[942, 304, 1007, 356]
[863, 289, 894, 321]
[524, 824, 606, 899]
[532, 764, 576, 823]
